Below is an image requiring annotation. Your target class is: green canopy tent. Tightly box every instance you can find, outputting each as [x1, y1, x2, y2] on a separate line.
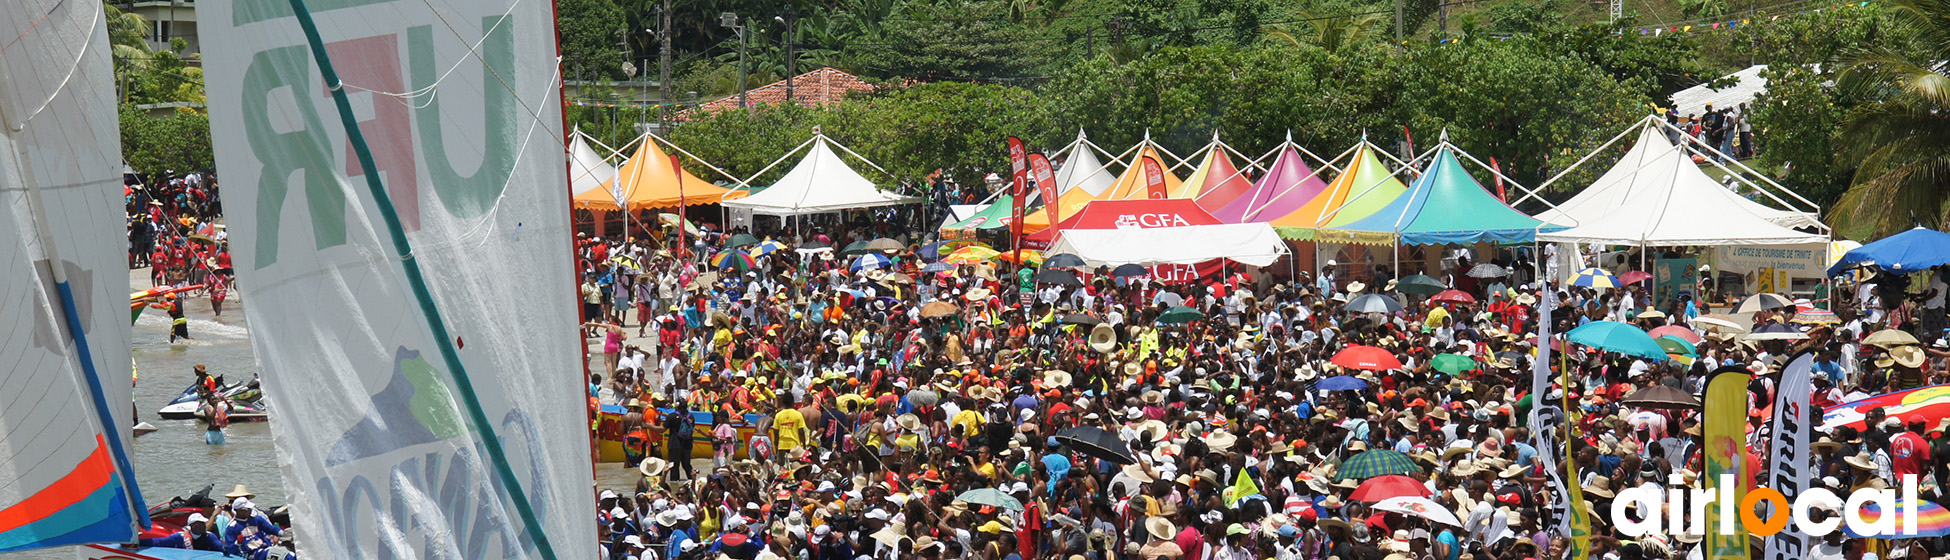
[942, 194, 1015, 231]
[1322, 145, 1566, 247]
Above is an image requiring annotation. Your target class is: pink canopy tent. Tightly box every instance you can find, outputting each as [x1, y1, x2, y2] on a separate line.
[1209, 144, 1330, 223]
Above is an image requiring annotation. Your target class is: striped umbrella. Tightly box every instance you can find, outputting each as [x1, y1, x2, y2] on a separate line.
[747, 240, 788, 256]
[711, 251, 757, 271]
[1337, 449, 1423, 481]
[1570, 268, 1620, 288]
[943, 246, 1000, 264]
[851, 253, 893, 272]
[1791, 307, 1840, 325]
[1844, 499, 1950, 538]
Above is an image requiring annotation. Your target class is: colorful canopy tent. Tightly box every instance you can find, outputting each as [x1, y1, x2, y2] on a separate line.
[1022, 139, 1182, 232]
[1103, 145, 1185, 200]
[572, 135, 741, 211]
[1182, 137, 1258, 212]
[1533, 126, 1827, 246]
[1212, 135, 1335, 223]
[943, 194, 1015, 231]
[1268, 143, 1411, 240]
[1322, 145, 1567, 246]
[568, 130, 618, 196]
[1527, 116, 1824, 232]
[722, 132, 921, 216]
[1022, 198, 1226, 248]
[1048, 223, 1291, 268]
[1050, 130, 1120, 200]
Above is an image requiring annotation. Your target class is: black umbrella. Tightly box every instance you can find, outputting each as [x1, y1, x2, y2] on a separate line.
[841, 240, 874, 256]
[1061, 313, 1102, 326]
[1619, 384, 1701, 410]
[1035, 269, 1082, 286]
[1110, 263, 1149, 277]
[1055, 427, 1137, 465]
[1044, 253, 1087, 268]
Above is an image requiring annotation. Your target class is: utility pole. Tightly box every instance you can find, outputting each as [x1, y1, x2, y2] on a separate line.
[721, 12, 748, 110]
[659, 0, 673, 132]
[1394, 0, 1403, 41]
[778, 5, 798, 104]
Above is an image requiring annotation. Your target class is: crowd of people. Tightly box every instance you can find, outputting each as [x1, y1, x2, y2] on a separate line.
[571, 218, 1950, 560]
[127, 170, 236, 339]
[1665, 103, 1755, 161]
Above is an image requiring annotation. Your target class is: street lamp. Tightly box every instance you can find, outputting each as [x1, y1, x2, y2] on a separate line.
[721, 12, 748, 110]
[776, 5, 796, 104]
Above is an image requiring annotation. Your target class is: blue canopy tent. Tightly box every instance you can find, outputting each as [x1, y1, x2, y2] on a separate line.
[1827, 227, 1950, 276]
[1321, 146, 1566, 246]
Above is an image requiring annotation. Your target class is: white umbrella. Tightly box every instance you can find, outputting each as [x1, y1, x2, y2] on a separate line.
[1467, 264, 1509, 278]
[1373, 496, 1464, 526]
[1345, 294, 1404, 314]
[1733, 293, 1795, 314]
[1691, 314, 1745, 332]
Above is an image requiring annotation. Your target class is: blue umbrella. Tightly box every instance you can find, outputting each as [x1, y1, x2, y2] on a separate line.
[1566, 321, 1669, 360]
[851, 253, 892, 272]
[1317, 376, 1368, 391]
[919, 241, 944, 262]
[921, 262, 954, 273]
[1828, 226, 1950, 276]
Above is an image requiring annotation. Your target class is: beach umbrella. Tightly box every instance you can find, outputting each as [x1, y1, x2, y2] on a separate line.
[1619, 270, 1654, 285]
[907, 390, 940, 407]
[1827, 226, 1950, 276]
[1824, 384, 1950, 431]
[1430, 353, 1477, 375]
[996, 250, 1044, 266]
[920, 301, 959, 318]
[1620, 384, 1701, 410]
[747, 240, 788, 256]
[1647, 325, 1702, 344]
[1372, 496, 1463, 526]
[726, 233, 760, 248]
[1332, 345, 1403, 371]
[1337, 449, 1422, 480]
[1158, 306, 1205, 325]
[1061, 313, 1102, 326]
[917, 240, 943, 262]
[1110, 264, 1149, 278]
[1055, 427, 1138, 465]
[1692, 314, 1745, 332]
[1744, 323, 1808, 341]
[841, 240, 874, 256]
[1467, 264, 1509, 278]
[1570, 268, 1620, 288]
[1345, 294, 1404, 314]
[1317, 376, 1369, 391]
[1044, 253, 1087, 268]
[1429, 290, 1476, 305]
[1842, 499, 1950, 538]
[1865, 329, 1921, 348]
[711, 251, 757, 271]
[1566, 321, 1668, 360]
[1733, 293, 1796, 313]
[943, 246, 1000, 265]
[921, 262, 955, 273]
[1792, 308, 1840, 325]
[955, 488, 1024, 511]
[1035, 269, 1082, 286]
[1655, 336, 1698, 357]
[866, 238, 904, 253]
[851, 254, 893, 272]
[1396, 274, 1446, 295]
[1351, 474, 1432, 502]
[884, 273, 915, 285]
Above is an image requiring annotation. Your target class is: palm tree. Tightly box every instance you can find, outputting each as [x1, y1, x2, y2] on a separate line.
[1835, 0, 1950, 239]
[1260, 12, 1384, 54]
[105, 2, 154, 103]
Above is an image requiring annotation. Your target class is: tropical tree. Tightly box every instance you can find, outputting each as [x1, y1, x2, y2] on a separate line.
[1832, 0, 1950, 239]
[105, 2, 154, 103]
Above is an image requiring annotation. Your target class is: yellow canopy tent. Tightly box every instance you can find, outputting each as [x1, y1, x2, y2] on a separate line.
[572, 136, 745, 211]
[1266, 144, 1408, 238]
[1105, 146, 1184, 200]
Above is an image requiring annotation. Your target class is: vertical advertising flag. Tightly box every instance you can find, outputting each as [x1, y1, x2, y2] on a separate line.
[1705, 366, 1754, 560]
[1029, 153, 1061, 230]
[1765, 352, 1818, 560]
[199, 0, 597, 558]
[1007, 137, 1028, 263]
[1140, 156, 1169, 199]
[1561, 365, 1592, 560]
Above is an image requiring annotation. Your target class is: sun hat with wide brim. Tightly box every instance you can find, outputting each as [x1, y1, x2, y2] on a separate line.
[225, 485, 255, 499]
[1846, 452, 1877, 471]
[1146, 517, 1176, 540]
[639, 457, 671, 478]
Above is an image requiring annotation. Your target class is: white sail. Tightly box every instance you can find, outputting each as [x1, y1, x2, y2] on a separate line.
[200, 1, 596, 558]
[0, 0, 146, 551]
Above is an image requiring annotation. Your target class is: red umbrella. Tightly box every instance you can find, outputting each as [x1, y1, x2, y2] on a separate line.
[1351, 474, 1431, 502]
[1429, 290, 1476, 305]
[1332, 345, 1404, 371]
[1620, 270, 1654, 285]
[1647, 325, 1702, 344]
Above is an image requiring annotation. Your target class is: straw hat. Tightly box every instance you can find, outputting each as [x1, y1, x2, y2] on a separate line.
[1123, 362, 1144, 379]
[1133, 420, 1169, 443]
[1318, 518, 1352, 533]
[897, 413, 924, 431]
[1205, 430, 1238, 452]
[1043, 369, 1073, 387]
[964, 287, 991, 301]
[1892, 345, 1926, 368]
[639, 457, 671, 478]
[1846, 452, 1877, 471]
[1146, 517, 1176, 541]
[1811, 436, 1843, 454]
[1122, 463, 1156, 483]
[225, 485, 256, 499]
[1582, 476, 1615, 499]
[1499, 464, 1528, 479]
[1347, 281, 1367, 293]
[1142, 390, 1165, 405]
[1089, 324, 1118, 353]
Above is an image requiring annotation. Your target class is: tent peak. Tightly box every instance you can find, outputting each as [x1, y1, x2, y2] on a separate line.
[1438, 128, 1450, 143]
[1077, 127, 1089, 140]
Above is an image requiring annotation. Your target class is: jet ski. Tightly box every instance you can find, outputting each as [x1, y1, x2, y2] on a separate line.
[158, 375, 266, 420]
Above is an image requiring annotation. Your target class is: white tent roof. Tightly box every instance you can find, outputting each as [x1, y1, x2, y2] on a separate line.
[1048, 223, 1290, 268]
[569, 132, 618, 197]
[723, 136, 920, 216]
[1055, 135, 1116, 197]
[1535, 128, 1827, 246]
[1670, 65, 1767, 119]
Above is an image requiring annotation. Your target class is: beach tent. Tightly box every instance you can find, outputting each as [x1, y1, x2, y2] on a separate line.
[1534, 127, 1826, 246]
[568, 131, 618, 196]
[1048, 223, 1291, 268]
[572, 135, 741, 211]
[1323, 145, 1566, 246]
[943, 194, 1015, 231]
[1051, 130, 1118, 199]
[1184, 142, 1257, 213]
[1023, 141, 1181, 231]
[1267, 143, 1410, 239]
[1104, 145, 1185, 200]
[723, 133, 921, 216]
[1212, 141, 1332, 223]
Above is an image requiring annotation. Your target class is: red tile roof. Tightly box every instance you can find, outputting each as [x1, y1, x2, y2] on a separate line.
[683, 67, 877, 118]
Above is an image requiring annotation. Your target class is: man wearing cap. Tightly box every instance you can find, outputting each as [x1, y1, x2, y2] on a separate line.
[220, 497, 283, 560]
[138, 512, 233, 553]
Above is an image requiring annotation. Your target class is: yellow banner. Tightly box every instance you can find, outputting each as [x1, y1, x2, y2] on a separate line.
[1704, 368, 1753, 560]
[1562, 365, 1591, 560]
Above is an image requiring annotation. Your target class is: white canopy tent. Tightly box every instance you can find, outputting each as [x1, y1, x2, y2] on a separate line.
[1052, 130, 1119, 198]
[722, 131, 921, 217]
[569, 130, 619, 197]
[1534, 126, 1826, 246]
[1047, 223, 1291, 268]
[1669, 65, 1768, 119]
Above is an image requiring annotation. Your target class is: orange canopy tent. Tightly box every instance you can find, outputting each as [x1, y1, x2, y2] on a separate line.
[1104, 146, 1184, 200]
[571, 136, 744, 211]
[1022, 145, 1184, 234]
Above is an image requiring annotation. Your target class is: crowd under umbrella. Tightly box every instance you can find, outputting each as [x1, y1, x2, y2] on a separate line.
[1792, 307, 1840, 325]
[1865, 328, 1921, 348]
[1035, 269, 1082, 286]
[1734, 292, 1796, 313]
[711, 251, 757, 271]
[726, 232, 761, 248]
[1571, 267, 1620, 288]
[1043, 253, 1087, 268]
[865, 238, 904, 252]
[1620, 384, 1702, 410]
[841, 240, 874, 256]
[1337, 449, 1422, 480]
[1350, 474, 1433, 502]
[1692, 314, 1745, 332]
[1060, 313, 1102, 326]
[1647, 325, 1702, 344]
[1430, 353, 1476, 375]
[917, 241, 943, 261]
[747, 239, 788, 256]
[919, 301, 958, 318]
[1054, 426, 1138, 465]
[1331, 345, 1404, 370]
[1429, 290, 1475, 305]
[1565, 320, 1669, 360]
[1395, 274, 1446, 295]
[850, 253, 892, 272]
[1157, 305, 1205, 325]
[1316, 376, 1369, 391]
[1345, 293, 1404, 314]
[920, 262, 955, 273]
[1372, 496, 1464, 527]
[1655, 336, 1697, 356]
[1466, 263, 1509, 278]
[1841, 499, 1950, 538]
[1745, 322, 1808, 341]
[1619, 270, 1654, 285]
[954, 488, 1023, 511]
[1110, 263, 1149, 277]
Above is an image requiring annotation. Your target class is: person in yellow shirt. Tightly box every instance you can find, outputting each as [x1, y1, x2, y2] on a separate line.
[773, 397, 808, 456]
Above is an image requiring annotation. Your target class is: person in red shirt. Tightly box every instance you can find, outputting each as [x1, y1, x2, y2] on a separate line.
[1892, 414, 1932, 482]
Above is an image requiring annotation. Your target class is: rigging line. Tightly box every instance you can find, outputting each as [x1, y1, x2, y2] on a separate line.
[3, 0, 97, 134]
[0, 0, 62, 59]
[420, 0, 565, 148]
[331, 0, 524, 102]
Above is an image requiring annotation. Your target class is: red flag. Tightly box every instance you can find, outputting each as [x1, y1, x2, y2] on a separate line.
[670, 154, 687, 257]
[1490, 156, 1507, 202]
[1401, 126, 1415, 155]
[1007, 137, 1028, 263]
[1028, 153, 1060, 230]
[1140, 156, 1167, 199]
